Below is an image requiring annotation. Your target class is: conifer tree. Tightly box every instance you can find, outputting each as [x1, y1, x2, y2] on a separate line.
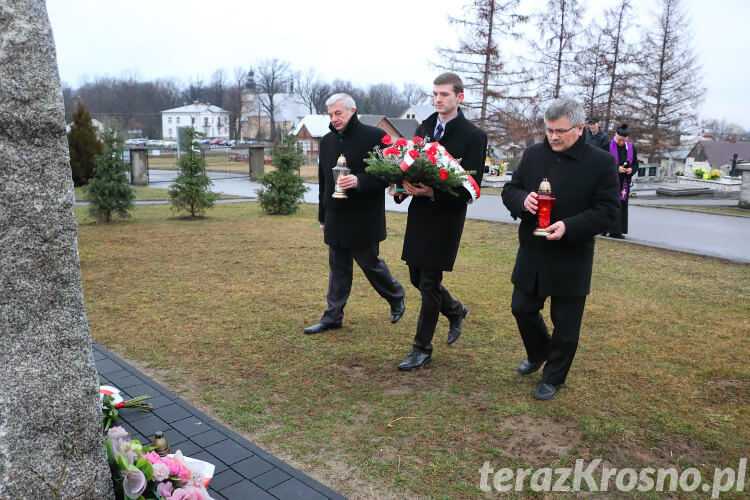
[257, 134, 307, 215]
[168, 127, 218, 218]
[85, 128, 135, 222]
[67, 99, 102, 186]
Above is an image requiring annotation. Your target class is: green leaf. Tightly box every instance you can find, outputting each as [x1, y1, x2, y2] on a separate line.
[105, 439, 116, 466]
[136, 458, 154, 481]
[117, 453, 138, 472]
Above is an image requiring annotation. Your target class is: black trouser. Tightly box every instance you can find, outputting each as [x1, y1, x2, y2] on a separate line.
[409, 266, 463, 354]
[511, 286, 587, 386]
[321, 243, 405, 325]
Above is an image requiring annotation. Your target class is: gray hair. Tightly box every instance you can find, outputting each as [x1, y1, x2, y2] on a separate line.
[325, 93, 356, 110]
[544, 97, 585, 127]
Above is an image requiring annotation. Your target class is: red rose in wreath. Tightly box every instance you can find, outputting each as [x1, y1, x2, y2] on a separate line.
[413, 136, 424, 145]
[439, 168, 449, 180]
[395, 138, 408, 147]
[408, 150, 419, 160]
[427, 154, 437, 165]
[382, 135, 393, 145]
[383, 147, 399, 156]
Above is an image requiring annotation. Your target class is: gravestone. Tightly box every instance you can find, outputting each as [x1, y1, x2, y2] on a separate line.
[0, 1, 114, 498]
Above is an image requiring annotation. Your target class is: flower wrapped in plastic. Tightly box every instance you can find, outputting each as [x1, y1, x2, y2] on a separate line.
[365, 135, 480, 201]
[105, 426, 214, 499]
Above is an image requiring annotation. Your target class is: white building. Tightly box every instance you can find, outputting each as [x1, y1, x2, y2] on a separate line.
[400, 105, 436, 122]
[161, 101, 230, 140]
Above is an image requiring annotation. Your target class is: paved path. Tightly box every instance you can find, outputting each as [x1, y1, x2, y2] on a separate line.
[94, 342, 346, 500]
[145, 170, 750, 263]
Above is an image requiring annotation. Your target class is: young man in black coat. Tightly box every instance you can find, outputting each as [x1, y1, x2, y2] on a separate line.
[502, 97, 619, 400]
[584, 117, 610, 150]
[394, 72, 487, 370]
[304, 93, 405, 335]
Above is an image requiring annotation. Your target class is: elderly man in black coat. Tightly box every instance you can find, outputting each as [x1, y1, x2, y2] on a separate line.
[304, 93, 405, 335]
[502, 97, 619, 400]
[394, 72, 487, 370]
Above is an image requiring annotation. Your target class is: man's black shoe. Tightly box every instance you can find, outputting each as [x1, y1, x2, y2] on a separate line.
[303, 322, 341, 335]
[447, 305, 468, 345]
[609, 233, 625, 239]
[532, 381, 558, 400]
[397, 349, 432, 371]
[517, 359, 544, 376]
[390, 299, 405, 324]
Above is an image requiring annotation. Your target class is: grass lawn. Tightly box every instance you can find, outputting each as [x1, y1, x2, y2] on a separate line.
[74, 186, 245, 202]
[76, 203, 749, 498]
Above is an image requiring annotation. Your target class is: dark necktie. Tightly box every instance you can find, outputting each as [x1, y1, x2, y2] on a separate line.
[435, 124, 444, 141]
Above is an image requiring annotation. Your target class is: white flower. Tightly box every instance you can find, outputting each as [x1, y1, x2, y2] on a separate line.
[152, 462, 170, 482]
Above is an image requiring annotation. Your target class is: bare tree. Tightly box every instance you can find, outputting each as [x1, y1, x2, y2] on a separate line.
[599, 0, 637, 131]
[629, 0, 705, 154]
[532, 0, 585, 100]
[255, 58, 292, 141]
[402, 83, 430, 106]
[330, 79, 371, 113]
[210, 68, 227, 107]
[367, 83, 408, 117]
[705, 118, 745, 141]
[293, 68, 330, 114]
[436, 0, 530, 133]
[574, 27, 608, 119]
[187, 74, 205, 102]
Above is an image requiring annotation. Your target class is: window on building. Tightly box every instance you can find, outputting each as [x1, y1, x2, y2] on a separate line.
[638, 167, 646, 177]
[204, 117, 209, 127]
[168, 128, 172, 136]
[648, 166, 657, 177]
[312, 141, 318, 152]
[191, 117, 195, 125]
[176, 117, 180, 124]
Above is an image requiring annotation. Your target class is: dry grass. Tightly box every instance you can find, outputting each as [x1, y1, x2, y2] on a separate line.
[76, 202, 749, 498]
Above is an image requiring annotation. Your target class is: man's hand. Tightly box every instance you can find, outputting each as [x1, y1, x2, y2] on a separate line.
[389, 185, 408, 201]
[337, 174, 358, 190]
[625, 167, 632, 174]
[524, 192, 539, 214]
[319, 224, 324, 233]
[545, 221, 566, 240]
[403, 180, 434, 198]
[618, 166, 627, 174]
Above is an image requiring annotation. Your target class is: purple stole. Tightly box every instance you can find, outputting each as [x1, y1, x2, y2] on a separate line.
[609, 140, 634, 201]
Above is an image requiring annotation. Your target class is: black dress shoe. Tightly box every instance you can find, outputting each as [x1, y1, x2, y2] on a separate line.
[447, 305, 468, 345]
[397, 349, 432, 371]
[390, 299, 405, 324]
[303, 322, 341, 335]
[517, 358, 544, 376]
[609, 233, 625, 239]
[532, 381, 558, 400]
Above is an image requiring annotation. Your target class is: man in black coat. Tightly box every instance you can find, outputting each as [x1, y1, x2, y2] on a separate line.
[394, 72, 487, 370]
[605, 124, 639, 239]
[585, 117, 610, 150]
[501, 97, 619, 400]
[304, 93, 405, 335]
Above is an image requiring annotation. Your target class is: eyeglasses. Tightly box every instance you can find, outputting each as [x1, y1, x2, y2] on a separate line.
[545, 125, 577, 136]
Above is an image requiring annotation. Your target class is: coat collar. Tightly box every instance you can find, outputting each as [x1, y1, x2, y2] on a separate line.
[329, 112, 361, 136]
[544, 132, 587, 159]
[422, 107, 466, 141]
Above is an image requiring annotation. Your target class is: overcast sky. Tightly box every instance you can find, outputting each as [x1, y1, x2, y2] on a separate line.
[47, 0, 749, 128]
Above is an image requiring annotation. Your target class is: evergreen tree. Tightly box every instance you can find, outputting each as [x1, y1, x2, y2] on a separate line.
[257, 134, 307, 215]
[168, 127, 218, 218]
[85, 128, 135, 222]
[67, 99, 102, 186]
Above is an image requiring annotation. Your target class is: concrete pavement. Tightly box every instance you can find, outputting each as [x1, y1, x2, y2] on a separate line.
[145, 170, 750, 264]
